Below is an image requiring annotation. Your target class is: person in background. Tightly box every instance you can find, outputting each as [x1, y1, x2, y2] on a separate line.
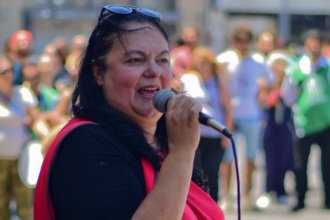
[252, 31, 276, 64]
[0, 55, 37, 220]
[170, 26, 200, 91]
[52, 37, 70, 67]
[180, 46, 233, 202]
[6, 29, 35, 85]
[170, 26, 200, 76]
[23, 57, 72, 155]
[42, 43, 70, 92]
[65, 34, 88, 85]
[34, 4, 225, 220]
[41, 35, 88, 153]
[22, 61, 60, 113]
[21, 61, 64, 141]
[282, 29, 330, 212]
[217, 25, 270, 210]
[257, 51, 294, 206]
[68, 34, 87, 60]
[36, 52, 68, 93]
[322, 33, 330, 61]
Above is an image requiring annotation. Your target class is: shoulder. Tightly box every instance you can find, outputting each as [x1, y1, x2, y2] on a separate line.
[60, 123, 121, 154]
[51, 122, 143, 181]
[251, 51, 266, 64]
[216, 49, 239, 64]
[49, 123, 145, 219]
[16, 86, 37, 107]
[286, 55, 309, 77]
[57, 122, 142, 166]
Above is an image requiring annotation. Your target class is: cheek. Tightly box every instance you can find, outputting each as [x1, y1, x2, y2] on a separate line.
[102, 72, 138, 101]
[162, 68, 174, 89]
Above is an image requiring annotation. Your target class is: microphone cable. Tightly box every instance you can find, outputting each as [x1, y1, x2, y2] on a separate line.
[228, 136, 241, 220]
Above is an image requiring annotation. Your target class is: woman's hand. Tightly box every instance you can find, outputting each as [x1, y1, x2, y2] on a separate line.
[133, 93, 202, 220]
[165, 93, 202, 155]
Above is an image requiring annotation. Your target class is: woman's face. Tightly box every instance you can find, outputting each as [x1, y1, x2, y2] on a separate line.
[94, 22, 172, 129]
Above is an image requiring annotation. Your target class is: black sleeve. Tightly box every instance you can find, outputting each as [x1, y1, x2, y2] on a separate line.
[49, 124, 145, 220]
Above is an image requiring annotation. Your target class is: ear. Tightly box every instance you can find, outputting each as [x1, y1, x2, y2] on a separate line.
[92, 64, 104, 86]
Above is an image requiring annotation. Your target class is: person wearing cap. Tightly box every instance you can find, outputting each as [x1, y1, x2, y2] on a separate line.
[6, 29, 35, 85]
[282, 29, 330, 212]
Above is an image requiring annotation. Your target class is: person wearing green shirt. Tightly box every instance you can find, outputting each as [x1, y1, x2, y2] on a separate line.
[282, 29, 330, 212]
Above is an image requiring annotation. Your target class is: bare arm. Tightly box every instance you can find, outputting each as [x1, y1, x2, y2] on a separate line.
[132, 94, 202, 220]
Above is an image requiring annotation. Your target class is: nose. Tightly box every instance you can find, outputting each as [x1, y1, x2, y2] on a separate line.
[144, 60, 161, 77]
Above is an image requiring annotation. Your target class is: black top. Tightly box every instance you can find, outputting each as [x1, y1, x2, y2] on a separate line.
[49, 124, 146, 220]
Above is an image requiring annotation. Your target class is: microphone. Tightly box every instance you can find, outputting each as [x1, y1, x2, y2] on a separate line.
[153, 89, 232, 138]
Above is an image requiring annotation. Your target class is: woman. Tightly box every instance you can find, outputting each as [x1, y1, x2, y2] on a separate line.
[34, 4, 224, 220]
[179, 47, 233, 202]
[257, 51, 294, 205]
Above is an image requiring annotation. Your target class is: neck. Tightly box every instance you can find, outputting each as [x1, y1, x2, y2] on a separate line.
[42, 75, 54, 87]
[238, 51, 249, 59]
[311, 54, 321, 63]
[142, 125, 158, 148]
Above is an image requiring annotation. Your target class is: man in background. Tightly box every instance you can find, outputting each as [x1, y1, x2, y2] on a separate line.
[282, 29, 330, 212]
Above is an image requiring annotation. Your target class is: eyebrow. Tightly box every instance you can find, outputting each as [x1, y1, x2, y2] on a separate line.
[124, 49, 170, 57]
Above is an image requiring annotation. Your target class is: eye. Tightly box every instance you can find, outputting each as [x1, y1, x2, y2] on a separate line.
[127, 57, 144, 64]
[158, 57, 169, 64]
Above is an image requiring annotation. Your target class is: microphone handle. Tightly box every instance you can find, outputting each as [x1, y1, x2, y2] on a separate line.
[199, 112, 232, 138]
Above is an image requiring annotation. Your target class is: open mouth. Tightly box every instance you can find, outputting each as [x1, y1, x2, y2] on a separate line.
[138, 87, 160, 98]
[139, 87, 159, 93]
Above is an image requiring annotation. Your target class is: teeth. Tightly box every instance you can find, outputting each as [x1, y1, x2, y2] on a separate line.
[143, 88, 157, 91]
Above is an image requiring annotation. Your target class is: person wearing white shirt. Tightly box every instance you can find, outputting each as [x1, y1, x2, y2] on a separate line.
[0, 55, 38, 220]
[217, 26, 270, 210]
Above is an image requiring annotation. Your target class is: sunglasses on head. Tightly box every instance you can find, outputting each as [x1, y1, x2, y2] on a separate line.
[97, 4, 162, 26]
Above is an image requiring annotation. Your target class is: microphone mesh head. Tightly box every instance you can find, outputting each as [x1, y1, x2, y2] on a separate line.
[153, 89, 174, 113]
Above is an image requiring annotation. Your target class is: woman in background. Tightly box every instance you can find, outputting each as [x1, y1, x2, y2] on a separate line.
[180, 46, 233, 202]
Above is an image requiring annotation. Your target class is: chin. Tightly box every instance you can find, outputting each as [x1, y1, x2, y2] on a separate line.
[142, 108, 160, 117]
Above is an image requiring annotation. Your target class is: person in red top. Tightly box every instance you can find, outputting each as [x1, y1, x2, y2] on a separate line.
[34, 3, 225, 220]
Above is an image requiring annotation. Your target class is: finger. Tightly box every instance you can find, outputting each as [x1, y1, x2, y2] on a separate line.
[186, 103, 202, 127]
[166, 93, 189, 113]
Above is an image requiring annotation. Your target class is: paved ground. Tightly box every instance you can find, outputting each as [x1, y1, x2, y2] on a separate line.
[223, 143, 330, 220]
[225, 190, 330, 220]
[12, 140, 329, 220]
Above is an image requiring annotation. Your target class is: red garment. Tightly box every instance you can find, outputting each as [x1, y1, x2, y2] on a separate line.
[267, 88, 281, 107]
[34, 118, 225, 220]
[142, 160, 225, 220]
[34, 118, 92, 220]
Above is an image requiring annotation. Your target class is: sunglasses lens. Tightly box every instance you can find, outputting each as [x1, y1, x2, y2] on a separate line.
[105, 5, 132, 15]
[137, 8, 162, 21]
[101, 5, 162, 22]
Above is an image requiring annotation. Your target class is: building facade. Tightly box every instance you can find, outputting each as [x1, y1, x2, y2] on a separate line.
[1, 0, 330, 54]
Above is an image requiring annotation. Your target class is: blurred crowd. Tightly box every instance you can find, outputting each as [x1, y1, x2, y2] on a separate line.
[1, 24, 330, 219]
